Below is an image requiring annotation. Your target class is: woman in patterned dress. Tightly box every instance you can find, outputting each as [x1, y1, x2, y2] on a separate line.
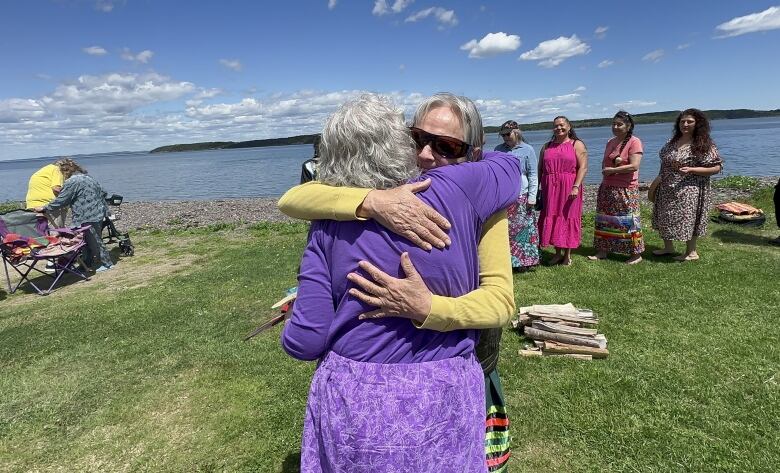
[651, 109, 723, 261]
[537, 116, 588, 266]
[588, 111, 645, 264]
[494, 120, 540, 271]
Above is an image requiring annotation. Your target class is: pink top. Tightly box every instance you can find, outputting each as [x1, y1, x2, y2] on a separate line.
[602, 135, 643, 188]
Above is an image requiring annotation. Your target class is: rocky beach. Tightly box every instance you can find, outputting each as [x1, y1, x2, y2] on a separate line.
[115, 177, 778, 231]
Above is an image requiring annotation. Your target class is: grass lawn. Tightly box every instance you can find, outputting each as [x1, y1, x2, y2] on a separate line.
[1, 187, 778, 472]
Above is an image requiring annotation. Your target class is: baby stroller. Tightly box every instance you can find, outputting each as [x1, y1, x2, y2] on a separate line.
[103, 194, 134, 257]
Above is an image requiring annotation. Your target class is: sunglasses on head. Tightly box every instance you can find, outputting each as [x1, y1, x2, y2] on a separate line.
[409, 127, 472, 160]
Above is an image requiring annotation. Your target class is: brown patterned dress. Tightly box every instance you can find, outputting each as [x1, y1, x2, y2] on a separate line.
[652, 142, 723, 241]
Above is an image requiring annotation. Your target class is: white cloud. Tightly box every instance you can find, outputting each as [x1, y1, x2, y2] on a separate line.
[373, 0, 414, 15]
[83, 46, 108, 56]
[328, 0, 337, 9]
[677, 43, 691, 50]
[194, 88, 223, 100]
[219, 59, 243, 72]
[574, 86, 586, 92]
[716, 6, 780, 38]
[597, 59, 614, 68]
[613, 100, 657, 109]
[121, 48, 154, 64]
[594, 26, 608, 39]
[642, 49, 664, 63]
[399, 64, 406, 72]
[405, 7, 458, 28]
[95, 0, 123, 12]
[460, 32, 521, 58]
[519, 35, 591, 68]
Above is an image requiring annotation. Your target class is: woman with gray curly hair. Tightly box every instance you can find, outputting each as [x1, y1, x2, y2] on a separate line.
[35, 159, 113, 272]
[282, 94, 520, 472]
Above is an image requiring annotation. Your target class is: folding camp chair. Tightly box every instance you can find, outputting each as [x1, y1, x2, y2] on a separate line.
[0, 210, 90, 295]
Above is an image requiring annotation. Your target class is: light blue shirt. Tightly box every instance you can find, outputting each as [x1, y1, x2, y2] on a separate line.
[495, 141, 538, 204]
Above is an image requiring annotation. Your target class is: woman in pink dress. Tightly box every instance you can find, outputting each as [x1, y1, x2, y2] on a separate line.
[537, 116, 588, 265]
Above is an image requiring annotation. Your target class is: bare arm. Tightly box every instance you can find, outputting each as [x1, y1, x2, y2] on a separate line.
[571, 140, 588, 196]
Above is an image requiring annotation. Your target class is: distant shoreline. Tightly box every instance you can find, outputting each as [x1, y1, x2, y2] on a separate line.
[149, 108, 780, 154]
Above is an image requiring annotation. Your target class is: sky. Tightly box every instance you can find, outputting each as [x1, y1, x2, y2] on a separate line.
[1, 0, 780, 161]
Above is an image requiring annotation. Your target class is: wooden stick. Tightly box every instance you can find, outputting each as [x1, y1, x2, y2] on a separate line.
[524, 327, 606, 349]
[543, 341, 609, 359]
[535, 314, 599, 326]
[531, 320, 598, 337]
[544, 353, 593, 360]
[271, 292, 297, 309]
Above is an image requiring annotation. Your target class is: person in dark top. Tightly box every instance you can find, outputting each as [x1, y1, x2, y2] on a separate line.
[299, 135, 321, 184]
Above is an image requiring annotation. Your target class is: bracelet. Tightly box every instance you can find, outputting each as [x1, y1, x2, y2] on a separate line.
[573, 184, 580, 188]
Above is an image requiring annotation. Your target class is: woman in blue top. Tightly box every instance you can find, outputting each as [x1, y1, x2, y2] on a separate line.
[494, 120, 540, 270]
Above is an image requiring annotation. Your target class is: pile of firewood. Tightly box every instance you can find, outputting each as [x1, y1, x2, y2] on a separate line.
[511, 303, 608, 360]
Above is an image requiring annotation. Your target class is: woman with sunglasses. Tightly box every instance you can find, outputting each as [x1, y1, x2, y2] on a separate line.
[494, 120, 540, 271]
[281, 94, 520, 471]
[537, 116, 588, 266]
[279, 93, 518, 472]
[587, 111, 645, 264]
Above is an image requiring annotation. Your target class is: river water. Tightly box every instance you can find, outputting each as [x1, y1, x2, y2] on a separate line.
[1, 117, 779, 202]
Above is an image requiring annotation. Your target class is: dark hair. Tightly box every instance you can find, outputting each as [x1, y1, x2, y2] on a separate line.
[672, 108, 713, 156]
[613, 110, 635, 153]
[312, 134, 322, 158]
[549, 115, 580, 143]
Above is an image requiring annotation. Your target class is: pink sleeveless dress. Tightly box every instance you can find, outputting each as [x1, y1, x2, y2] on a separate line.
[537, 140, 583, 248]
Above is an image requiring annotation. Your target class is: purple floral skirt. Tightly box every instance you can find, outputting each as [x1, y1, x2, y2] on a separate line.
[300, 351, 486, 472]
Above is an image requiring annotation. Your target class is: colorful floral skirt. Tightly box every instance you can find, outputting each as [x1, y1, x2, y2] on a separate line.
[485, 368, 510, 472]
[507, 194, 540, 268]
[300, 351, 485, 473]
[594, 185, 644, 255]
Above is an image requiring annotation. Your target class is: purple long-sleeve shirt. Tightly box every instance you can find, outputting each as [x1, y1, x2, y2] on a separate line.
[282, 151, 521, 363]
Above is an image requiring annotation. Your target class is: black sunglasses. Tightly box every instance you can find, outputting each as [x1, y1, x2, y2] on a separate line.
[409, 127, 472, 160]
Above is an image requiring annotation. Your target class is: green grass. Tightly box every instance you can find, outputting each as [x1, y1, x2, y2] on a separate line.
[0, 201, 22, 213]
[711, 175, 763, 191]
[1, 189, 778, 472]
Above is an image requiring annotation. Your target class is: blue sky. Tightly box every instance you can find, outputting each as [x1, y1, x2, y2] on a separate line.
[1, 0, 779, 160]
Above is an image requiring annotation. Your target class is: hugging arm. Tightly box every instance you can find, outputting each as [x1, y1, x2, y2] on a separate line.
[281, 228, 336, 361]
[277, 180, 515, 331]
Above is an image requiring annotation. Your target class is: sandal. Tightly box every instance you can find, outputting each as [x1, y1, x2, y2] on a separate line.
[548, 255, 563, 265]
[674, 253, 699, 262]
[560, 258, 573, 266]
[587, 252, 607, 261]
[626, 255, 643, 265]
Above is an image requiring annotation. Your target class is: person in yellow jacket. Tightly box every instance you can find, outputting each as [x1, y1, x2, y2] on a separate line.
[26, 159, 67, 228]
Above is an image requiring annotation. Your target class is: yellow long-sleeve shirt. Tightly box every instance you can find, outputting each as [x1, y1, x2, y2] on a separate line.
[278, 181, 515, 332]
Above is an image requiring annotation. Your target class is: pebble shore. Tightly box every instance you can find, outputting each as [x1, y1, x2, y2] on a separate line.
[116, 177, 778, 232]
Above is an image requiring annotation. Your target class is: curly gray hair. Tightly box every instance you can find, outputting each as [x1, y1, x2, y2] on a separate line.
[317, 94, 419, 189]
[412, 92, 484, 160]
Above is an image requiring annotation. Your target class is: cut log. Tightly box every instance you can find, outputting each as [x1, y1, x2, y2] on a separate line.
[531, 320, 598, 337]
[543, 341, 609, 359]
[544, 353, 593, 360]
[533, 340, 545, 348]
[524, 327, 606, 349]
[519, 349, 543, 357]
[537, 314, 598, 327]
